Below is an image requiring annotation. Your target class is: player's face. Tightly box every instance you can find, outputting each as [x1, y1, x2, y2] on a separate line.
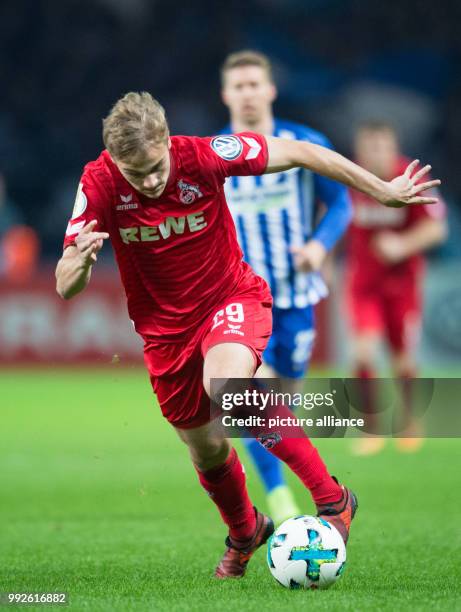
[354, 129, 400, 180]
[116, 141, 171, 198]
[222, 66, 276, 125]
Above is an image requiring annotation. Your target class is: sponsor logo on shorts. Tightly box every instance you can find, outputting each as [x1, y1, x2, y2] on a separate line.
[223, 328, 244, 336]
[210, 135, 243, 161]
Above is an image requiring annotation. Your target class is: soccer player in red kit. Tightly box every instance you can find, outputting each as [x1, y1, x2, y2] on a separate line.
[55, 93, 440, 578]
[345, 121, 447, 455]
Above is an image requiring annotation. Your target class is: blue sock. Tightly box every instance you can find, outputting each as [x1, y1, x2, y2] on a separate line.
[242, 437, 285, 493]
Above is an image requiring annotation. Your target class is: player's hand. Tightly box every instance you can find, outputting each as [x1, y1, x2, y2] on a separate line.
[75, 220, 109, 267]
[291, 239, 327, 272]
[380, 160, 441, 208]
[372, 231, 408, 264]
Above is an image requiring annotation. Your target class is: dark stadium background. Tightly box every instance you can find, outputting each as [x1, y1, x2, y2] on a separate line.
[1, 2, 460, 610]
[1, 0, 460, 369]
[1, 0, 460, 254]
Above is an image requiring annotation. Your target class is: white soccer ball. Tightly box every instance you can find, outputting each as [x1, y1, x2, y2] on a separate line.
[267, 515, 346, 589]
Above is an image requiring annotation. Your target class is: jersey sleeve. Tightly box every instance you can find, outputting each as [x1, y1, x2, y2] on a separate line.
[194, 132, 268, 184]
[63, 168, 109, 250]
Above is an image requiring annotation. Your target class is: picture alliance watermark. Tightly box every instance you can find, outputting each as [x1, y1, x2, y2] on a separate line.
[220, 389, 365, 429]
[209, 377, 461, 438]
[220, 413, 366, 430]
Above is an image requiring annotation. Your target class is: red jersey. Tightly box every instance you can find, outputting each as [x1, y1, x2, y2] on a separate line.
[346, 157, 445, 290]
[63, 133, 269, 340]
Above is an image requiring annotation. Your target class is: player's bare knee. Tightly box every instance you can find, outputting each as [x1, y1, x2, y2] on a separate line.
[203, 375, 221, 401]
[392, 351, 417, 378]
[255, 362, 277, 379]
[353, 334, 378, 370]
[354, 348, 374, 368]
[203, 343, 255, 399]
[354, 356, 374, 373]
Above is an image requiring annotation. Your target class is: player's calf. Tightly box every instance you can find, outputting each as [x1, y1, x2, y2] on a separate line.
[175, 422, 230, 471]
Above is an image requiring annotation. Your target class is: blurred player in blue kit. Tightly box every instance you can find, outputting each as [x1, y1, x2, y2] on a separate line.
[220, 51, 353, 523]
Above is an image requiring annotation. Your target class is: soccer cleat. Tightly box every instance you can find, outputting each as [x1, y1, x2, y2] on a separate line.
[267, 485, 300, 526]
[316, 478, 358, 545]
[214, 508, 274, 578]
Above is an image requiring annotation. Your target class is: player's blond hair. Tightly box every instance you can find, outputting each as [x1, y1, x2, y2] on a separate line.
[102, 92, 169, 161]
[221, 50, 274, 84]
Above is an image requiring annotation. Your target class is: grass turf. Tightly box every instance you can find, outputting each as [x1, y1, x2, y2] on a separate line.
[0, 368, 460, 611]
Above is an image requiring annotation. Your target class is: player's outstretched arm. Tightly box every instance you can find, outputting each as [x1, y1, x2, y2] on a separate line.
[265, 136, 441, 208]
[55, 220, 109, 300]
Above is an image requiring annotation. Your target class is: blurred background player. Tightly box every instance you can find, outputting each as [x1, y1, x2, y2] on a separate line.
[220, 51, 352, 523]
[0, 172, 39, 282]
[345, 121, 447, 456]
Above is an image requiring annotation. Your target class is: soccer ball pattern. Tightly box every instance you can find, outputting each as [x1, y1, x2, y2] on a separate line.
[267, 515, 346, 589]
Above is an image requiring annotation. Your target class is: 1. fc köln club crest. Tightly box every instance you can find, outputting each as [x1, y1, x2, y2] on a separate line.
[177, 179, 203, 204]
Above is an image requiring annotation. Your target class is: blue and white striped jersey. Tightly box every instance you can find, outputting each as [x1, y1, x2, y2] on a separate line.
[222, 119, 352, 309]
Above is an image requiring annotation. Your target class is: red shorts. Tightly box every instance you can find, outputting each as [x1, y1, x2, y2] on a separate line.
[345, 277, 422, 352]
[143, 283, 272, 429]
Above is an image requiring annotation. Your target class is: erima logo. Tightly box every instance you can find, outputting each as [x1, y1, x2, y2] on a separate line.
[116, 193, 139, 211]
[224, 329, 244, 336]
[119, 211, 207, 243]
[211, 135, 243, 161]
[177, 179, 203, 204]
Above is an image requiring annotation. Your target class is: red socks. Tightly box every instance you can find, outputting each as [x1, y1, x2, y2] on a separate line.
[197, 435, 342, 538]
[266, 437, 343, 506]
[242, 395, 343, 507]
[196, 448, 256, 542]
[197, 437, 342, 532]
[197, 388, 345, 537]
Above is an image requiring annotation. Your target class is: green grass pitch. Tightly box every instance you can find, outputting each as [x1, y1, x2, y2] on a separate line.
[1, 369, 460, 611]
